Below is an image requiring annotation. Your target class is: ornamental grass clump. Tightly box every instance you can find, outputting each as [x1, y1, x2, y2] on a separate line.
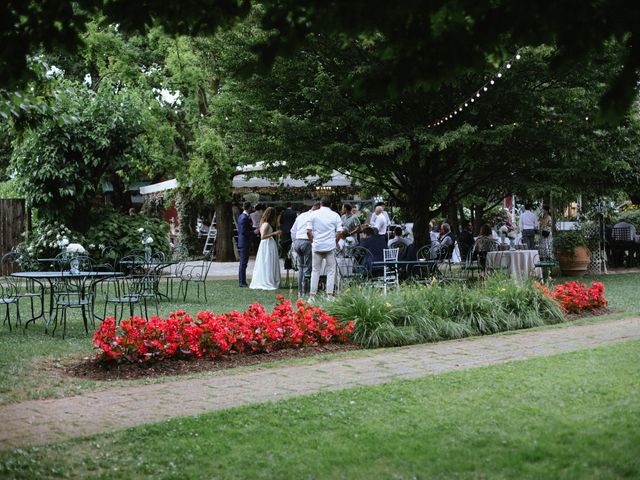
[323, 276, 566, 348]
[93, 295, 353, 363]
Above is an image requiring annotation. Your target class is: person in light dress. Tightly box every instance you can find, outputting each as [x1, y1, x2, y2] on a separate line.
[250, 207, 282, 290]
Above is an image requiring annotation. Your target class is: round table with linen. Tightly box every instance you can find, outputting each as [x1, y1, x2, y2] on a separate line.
[486, 250, 541, 281]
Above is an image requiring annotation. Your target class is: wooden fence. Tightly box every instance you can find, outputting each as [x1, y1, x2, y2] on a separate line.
[0, 199, 27, 274]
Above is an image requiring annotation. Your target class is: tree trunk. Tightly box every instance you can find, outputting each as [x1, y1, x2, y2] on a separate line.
[409, 208, 433, 249]
[448, 202, 459, 237]
[214, 199, 236, 261]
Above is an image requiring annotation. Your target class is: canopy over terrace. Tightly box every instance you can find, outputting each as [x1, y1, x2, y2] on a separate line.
[139, 168, 357, 198]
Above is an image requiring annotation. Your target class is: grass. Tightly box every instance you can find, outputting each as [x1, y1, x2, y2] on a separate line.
[1, 339, 638, 479]
[1, 273, 639, 406]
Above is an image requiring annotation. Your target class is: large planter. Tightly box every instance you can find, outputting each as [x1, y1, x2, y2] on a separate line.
[558, 246, 591, 276]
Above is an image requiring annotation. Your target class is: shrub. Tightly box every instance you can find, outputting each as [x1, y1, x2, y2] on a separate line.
[616, 208, 640, 229]
[84, 208, 171, 260]
[17, 219, 84, 260]
[322, 276, 565, 348]
[93, 295, 353, 363]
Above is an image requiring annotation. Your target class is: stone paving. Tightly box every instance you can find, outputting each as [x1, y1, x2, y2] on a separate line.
[1, 317, 638, 450]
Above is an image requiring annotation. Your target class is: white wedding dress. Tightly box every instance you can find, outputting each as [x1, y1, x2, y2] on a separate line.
[249, 223, 281, 290]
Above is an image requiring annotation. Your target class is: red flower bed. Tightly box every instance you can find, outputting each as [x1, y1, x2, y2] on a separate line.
[546, 281, 608, 314]
[93, 295, 353, 363]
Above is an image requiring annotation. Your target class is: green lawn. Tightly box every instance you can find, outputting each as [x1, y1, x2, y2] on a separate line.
[0, 273, 638, 405]
[1, 340, 638, 479]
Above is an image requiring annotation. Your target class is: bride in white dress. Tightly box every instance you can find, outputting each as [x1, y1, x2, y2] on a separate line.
[249, 207, 282, 290]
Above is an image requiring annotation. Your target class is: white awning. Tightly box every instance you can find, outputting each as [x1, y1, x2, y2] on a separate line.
[139, 170, 354, 195]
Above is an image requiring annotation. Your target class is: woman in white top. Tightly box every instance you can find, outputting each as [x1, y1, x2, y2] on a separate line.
[250, 207, 281, 290]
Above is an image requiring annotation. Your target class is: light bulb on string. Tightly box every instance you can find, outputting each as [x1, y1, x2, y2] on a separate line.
[428, 50, 521, 129]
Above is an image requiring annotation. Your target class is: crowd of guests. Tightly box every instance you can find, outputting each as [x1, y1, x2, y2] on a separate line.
[237, 199, 567, 296]
[238, 198, 402, 296]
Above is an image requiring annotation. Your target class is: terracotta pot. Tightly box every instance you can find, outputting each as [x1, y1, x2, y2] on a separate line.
[558, 246, 591, 276]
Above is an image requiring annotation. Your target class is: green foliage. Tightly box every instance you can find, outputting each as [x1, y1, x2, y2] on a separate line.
[83, 209, 170, 259]
[188, 127, 234, 201]
[0, 180, 21, 199]
[9, 79, 161, 228]
[553, 229, 591, 256]
[616, 207, 640, 228]
[323, 277, 564, 348]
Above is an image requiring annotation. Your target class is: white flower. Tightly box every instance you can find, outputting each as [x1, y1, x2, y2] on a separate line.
[89, 244, 95, 249]
[98, 244, 106, 250]
[137, 227, 144, 233]
[56, 234, 61, 240]
[66, 243, 86, 253]
[144, 237, 154, 245]
[61, 238, 70, 247]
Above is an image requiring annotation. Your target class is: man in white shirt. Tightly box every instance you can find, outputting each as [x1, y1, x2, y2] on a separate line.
[372, 205, 389, 237]
[519, 203, 538, 250]
[370, 202, 391, 227]
[291, 202, 319, 296]
[306, 196, 344, 296]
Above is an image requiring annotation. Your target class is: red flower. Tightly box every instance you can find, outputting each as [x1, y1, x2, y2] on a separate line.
[93, 295, 352, 363]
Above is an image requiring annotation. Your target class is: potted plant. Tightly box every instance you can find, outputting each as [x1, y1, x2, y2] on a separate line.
[553, 229, 591, 276]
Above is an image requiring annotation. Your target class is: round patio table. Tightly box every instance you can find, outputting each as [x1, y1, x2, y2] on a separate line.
[485, 250, 541, 281]
[11, 271, 123, 331]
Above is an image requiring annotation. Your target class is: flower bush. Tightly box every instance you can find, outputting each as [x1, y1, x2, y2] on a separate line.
[93, 295, 354, 363]
[548, 281, 608, 314]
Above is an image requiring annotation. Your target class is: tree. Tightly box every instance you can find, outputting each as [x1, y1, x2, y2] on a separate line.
[4, 1, 640, 122]
[9, 78, 166, 231]
[213, 37, 640, 246]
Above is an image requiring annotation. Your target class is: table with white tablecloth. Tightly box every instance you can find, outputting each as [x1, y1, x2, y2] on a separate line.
[485, 250, 541, 281]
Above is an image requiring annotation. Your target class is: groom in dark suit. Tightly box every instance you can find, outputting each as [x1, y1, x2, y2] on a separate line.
[237, 201, 254, 287]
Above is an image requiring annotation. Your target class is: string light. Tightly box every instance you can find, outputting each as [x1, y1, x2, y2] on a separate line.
[427, 52, 522, 129]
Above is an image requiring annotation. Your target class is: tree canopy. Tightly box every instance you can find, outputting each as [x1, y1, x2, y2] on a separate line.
[212, 35, 640, 244]
[3, 1, 640, 122]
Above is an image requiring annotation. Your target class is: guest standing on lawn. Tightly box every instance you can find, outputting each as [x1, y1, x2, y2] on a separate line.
[291, 202, 320, 296]
[539, 205, 553, 257]
[250, 207, 282, 290]
[278, 202, 297, 259]
[237, 202, 254, 287]
[341, 203, 361, 245]
[307, 196, 344, 297]
[520, 203, 538, 250]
